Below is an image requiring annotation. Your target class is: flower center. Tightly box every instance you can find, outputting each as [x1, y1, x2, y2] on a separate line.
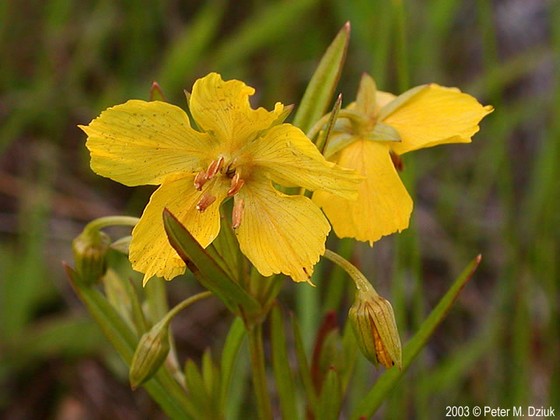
[193, 156, 247, 228]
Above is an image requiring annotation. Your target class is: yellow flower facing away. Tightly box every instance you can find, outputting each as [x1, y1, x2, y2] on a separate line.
[80, 73, 361, 284]
[314, 73, 494, 244]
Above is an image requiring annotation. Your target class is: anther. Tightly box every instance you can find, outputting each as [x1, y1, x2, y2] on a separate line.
[196, 193, 217, 212]
[194, 171, 208, 190]
[232, 198, 244, 229]
[206, 156, 224, 179]
[227, 173, 245, 196]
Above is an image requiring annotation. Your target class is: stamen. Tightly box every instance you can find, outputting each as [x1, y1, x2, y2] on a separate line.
[232, 197, 244, 229]
[196, 193, 217, 212]
[194, 171, 208, 190]
[206, 156, 224, 179]
[227, 172, 245, 196]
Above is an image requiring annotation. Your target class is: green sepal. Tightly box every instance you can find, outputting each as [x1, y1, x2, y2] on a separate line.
[162, 209, 261, 324]
[355, 73, 378, 117]
[366, 122, 401, 142]
[149, 81, 166, 102]
[377, 84, 429, 121]
[110, 236, 131, 254]
[293, 22, 350, 133]
[71, 229, 111, 286]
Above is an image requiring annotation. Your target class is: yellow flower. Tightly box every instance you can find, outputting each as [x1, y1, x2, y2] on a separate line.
[80, 73, 360, 284]
[314, 73, 493, 244]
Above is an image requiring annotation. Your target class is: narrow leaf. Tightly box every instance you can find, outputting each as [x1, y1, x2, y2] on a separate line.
[293, 22, 350, 133]
[271, 305, 299, 419]
[162, 209, 261, 318]
[316, 368, 342, 420]
[315, 93, 343, 154]
[220, 317, 246, 409]
[290, 314, 317, 411]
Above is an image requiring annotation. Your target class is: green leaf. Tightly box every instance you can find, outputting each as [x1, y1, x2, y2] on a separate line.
[350, 255, 482, 419]
[184, 359, 209, 416]
[293, 22, 350, 133]
[64, 264, 196, 419]
[270, 305, 299, 419]
[103, 268, 147, 335]
[291, 314, 317, 411]
[315, 93, 343, 154]
[162, 209, 261, 320]
[316, 368, 342, 420]
[220, 317, 246, 410]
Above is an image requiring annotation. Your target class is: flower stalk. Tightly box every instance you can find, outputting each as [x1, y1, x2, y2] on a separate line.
[129, 291, 213, 389]
[323, 249, 402, 369]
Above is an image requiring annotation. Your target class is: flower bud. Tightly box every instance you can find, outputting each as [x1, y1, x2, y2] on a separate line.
[72, 229, 111, 286]
[348, 290, 402, 369]
[129, 320, 171, 389]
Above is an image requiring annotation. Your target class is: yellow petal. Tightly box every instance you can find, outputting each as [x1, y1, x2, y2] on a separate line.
[189, 73, 285, 152]
[80, 100, 215, 186]
[130, 173, 227, 284]
[314, 140, 413, 244]
[248, 124, 362, 199]
[235, 180, 330, 282]
[381, 84, 493, 155]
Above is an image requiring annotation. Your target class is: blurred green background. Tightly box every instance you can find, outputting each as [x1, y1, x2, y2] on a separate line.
[1, 0, 558, 418]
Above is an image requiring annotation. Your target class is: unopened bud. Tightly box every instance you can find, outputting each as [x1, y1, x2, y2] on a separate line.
[348, 290, 402, 369]
[72, 229, 111, 286]
[129, 320, 170, 389]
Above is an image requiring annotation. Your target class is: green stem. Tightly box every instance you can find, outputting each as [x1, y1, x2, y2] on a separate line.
[248, 323, 273, 420]
[160, 291, 213, 387]
[323, 249, 378, 295]
[163, 291, 213, 326]
[84, 215, 140, 234]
